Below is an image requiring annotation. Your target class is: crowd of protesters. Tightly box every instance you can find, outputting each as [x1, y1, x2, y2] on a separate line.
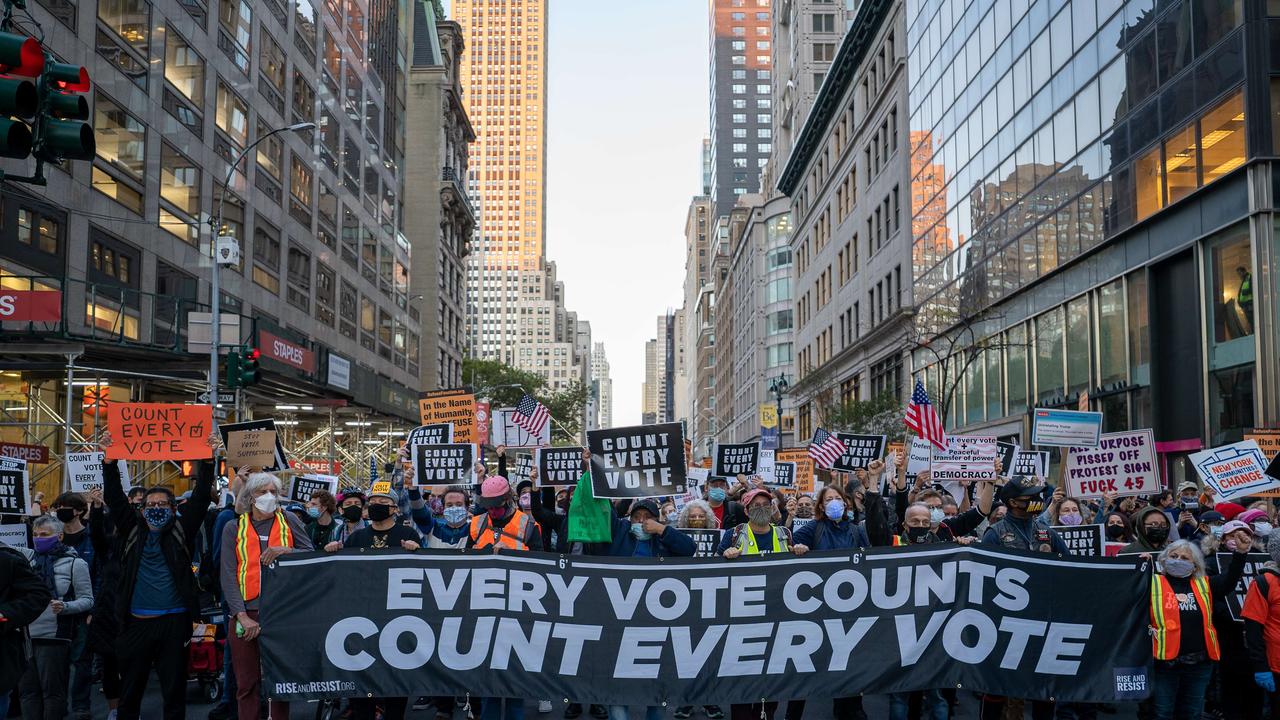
[5, 437, 1280, 720]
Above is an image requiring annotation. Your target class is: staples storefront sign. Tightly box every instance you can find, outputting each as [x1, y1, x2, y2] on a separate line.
[0, 290, 61, 322]
[260, 329, 315, 373]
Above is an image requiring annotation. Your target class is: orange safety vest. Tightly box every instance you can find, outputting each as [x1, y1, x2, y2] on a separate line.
[1150, 574, 1220, 661]
[235, 511, 293, 603]
[470, 509, 534, 550]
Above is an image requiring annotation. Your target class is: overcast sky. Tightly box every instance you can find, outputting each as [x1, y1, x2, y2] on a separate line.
[542, 0, 708, 426]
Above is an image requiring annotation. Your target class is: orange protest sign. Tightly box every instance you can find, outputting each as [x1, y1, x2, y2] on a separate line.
[777, 448, 815, 494]
[105, 403, 213, 461]
[1246, 430, 1280, 497]
[418, 389, 477, 444]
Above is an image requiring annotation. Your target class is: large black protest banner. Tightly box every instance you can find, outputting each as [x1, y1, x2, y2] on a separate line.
[1052, 524, 1103, 557]
[588, 423, 686, 499]
[260, 545, 1152, 705]
[413, 443, 476, 485]
[832, 434, 886, 472]
[1217, 552, 1270, 621]
[537, 447, 585, 486]
[219, 419, 290, 471]
[713, 442, 759, 476]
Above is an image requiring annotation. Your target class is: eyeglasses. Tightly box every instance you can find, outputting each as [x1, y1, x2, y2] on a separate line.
[144, 502, 171, 509]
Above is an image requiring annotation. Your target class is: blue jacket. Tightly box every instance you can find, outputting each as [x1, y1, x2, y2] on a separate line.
[608, 517, 696, 558]
[791, 517, 869, 551]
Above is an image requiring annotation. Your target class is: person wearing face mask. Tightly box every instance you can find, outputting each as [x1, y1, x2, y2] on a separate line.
[426, 487, 473, 549]
[18, 515, 93, 720]
[1239, 508, 1275, 551]
[1120, 506, 1174, 555]
[1049, 496, 1092, 527]
[720, 488, 791, 558]
[867, 456, 995, 547]
[785, 494, 816, 533]
[0, 541, 52, 720]
[1148, 539, 1247, 720]
[704, 476, 748, 529]
[98, 431, 217, 720]
[791, 485, 868, 554]
[469, 476, 541, 552]
[1242, 531, 1280, 717]
[304, 489, 339, 547]
[48, 492, 100, 720]
[220, 473, 313, 720]
[344, 487, 421, 552]
[125, 487, 146, 512]
[323, 489, 369, 551]
[676, 499, 719, 531]
[1102, 511, 1134, 545]
[1198, 518, 1259, 718]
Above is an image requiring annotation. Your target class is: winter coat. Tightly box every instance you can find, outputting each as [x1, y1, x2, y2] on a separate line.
[0, 546, 50, 693]
[24, 546, 93, 641]
[1119, 506, 1172, 554]
[607, 517, 697, 558]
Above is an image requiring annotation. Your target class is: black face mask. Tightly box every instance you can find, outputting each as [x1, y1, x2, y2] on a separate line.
[906, 526, 932, 543]
[341, 505, 364, 523]
[55, 508, 77, 523]
[1105, 524, 1127, 540]
[367, 504, 393, 522]
[1145, 526, 1169, 544]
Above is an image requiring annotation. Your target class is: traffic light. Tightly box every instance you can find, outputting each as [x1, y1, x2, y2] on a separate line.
[0, 31, 40, 159]
[35, 60, 93, 161]
[224, 348, 243, 389]
[239, 347, 261, 387]
[0, 28, 94, 179]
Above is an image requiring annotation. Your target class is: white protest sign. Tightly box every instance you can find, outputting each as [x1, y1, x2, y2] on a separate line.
[509, 454, 535, 489]
[930, 436, 997, 481]
[0, 523, 25, 548]
[290, 474, 339, 503]
[491, 407, 551, 448]
[756, 449, 775, 484]
[906, 438, 932, 475]
[66, 452, 107, 493]
[675, 467, 709, 514]
[1190, 440, 1278, 501]
[1064, 429, 1158, 498]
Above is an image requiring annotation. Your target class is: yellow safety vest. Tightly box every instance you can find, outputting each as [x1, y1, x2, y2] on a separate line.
[735, 525, 788, 555]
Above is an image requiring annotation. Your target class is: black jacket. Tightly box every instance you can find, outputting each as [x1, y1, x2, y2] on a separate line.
[0, 546, 51, 693]
[104, 459, 214, 626]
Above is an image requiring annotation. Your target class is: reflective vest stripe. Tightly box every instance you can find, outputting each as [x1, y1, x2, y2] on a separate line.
[236, 511, 292, 602]
[891, 535, 905, 547]
[738, 526, 787, 554]
[1149, 574, 1220, 661]
[470, 510, 532, 550]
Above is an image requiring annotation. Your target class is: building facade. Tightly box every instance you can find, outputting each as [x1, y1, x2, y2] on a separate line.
[905, 0, 1278, 465]
[677, 195, 713, 437]
[776, 0, 912, 442]
[591, 341, 613, 429]
[709, 0, 775, 218]
[406, 9, 475, 392]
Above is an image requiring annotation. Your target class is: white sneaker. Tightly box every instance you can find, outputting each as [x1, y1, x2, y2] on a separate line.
[539, 701, 554, 714]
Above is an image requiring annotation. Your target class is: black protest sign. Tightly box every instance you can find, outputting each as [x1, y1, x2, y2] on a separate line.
[832, 433, 887, 472]
[290, 475, 339, 503]
[0, 465, 28, 515]
[408, 423, 453, 446]
[683, 528, 726, 558]
[1013, 451, 1049, 478]
[261, 545, 1153, 706]
[218, 419, 289, 471]
[1217, 552, 1271, 621]
[413, 443, 476, 486]
[997, 442, 1018, 478]
[1052, 524, 1103, 557]
[588, 423, 686, 499]
[713, 442, 759, 476]
[537, 447, 584, 486]
[771, 462, 796, 488]
[509, 454, 535, 488]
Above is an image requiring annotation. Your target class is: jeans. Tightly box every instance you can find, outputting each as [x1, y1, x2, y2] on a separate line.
[608, 706, 664, 720]
[481, 698, 525, 720]
[115, 613, 190, 720]
[1151, 660, 1214, 720]
[889, 691, 947, 720]
[18, 641, 72, 720]
[68, 626, 92, 718]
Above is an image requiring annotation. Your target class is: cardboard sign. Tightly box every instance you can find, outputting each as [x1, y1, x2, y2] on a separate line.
[832, 434, 887, 472]
[1190, 440, 1277, 501]
[106, 403, 213, 460]
[588, 423, 687, 499]
[419, 389, 477, 445]
[1031, 409, 1103, 447]
[1064, 429, 1158, 498]
[509, 454, 535, 489]
[218, 419, 289, 471]
[491, 407, 552, 449]
[290, 474, 339, 503]
[996, 442, 1018, 478]
[0, 461, 29, 515]
[0, 441, 49, 464]
[683, 528, 726, 558]
[413, 443, 477, 486]
[407, 423, 453, 446]
[0, 523, 26, 548]
[1052, 524, 1104, 557]
[1249, 430, 1280, 497]
[1217, 552, 1271, 621]
[1013, 451, 1050, 478]
[536, 447, 585, 486]
[930, 436, 997, 481]
[66, 452, 106, 493]
[906, 438, 932, 475]
[770, 461, 796, 488]
[713, 442, 760, 476]
[777, 448, 815, 494]
[227, 429, 278, 469]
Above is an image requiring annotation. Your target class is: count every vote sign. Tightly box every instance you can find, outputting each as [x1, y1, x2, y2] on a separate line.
[588, 423, 686, 499]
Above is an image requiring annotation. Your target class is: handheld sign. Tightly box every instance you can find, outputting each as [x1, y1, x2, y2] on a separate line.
[1031, 408, 1103, 447]
[769, 461, 796, 488]
[713, 442, 760, 476]
[0, 523, 26, 548]
[588, 423, 686, 499]
[491, 407, 551, 448]
[1052, 524, 1104, 557]
[996, 442, 1019, 478]
[674, 467, 709, 515]
[413, 443, 477, 486]
[226, 429, 278, 470]
[370, 481, 392, 496]
[536, 447, 585, 486]
[1216, 552, 1270, 621]
[106, 403, 214, 461]
[66, 452, 107, 493]
[509, 454, 535, 489]
[832, 434, 887, 472]
[906, 438, 932, 475]
[1247, 430, 1280, 497]
[776, 448, 815, 494]
[930, 436, 997, 481]
[1013, 451, 1049, 478]
[218, 419, 289, 471]
[290, 474, 339, 503]
[0, 459, 29, 515]
[418, 389, 477, 444]
[1190, 440, 1277, 501]
[1064, 429, 1158, 498]
[407, 423, 453, 447]
[683, 528, 726, 558]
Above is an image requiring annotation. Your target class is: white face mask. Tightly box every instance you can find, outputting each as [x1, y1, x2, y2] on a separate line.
[254, 492, 279, 513]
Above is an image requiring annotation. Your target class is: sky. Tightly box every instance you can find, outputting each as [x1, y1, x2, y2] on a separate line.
[543, 0, 709, 427]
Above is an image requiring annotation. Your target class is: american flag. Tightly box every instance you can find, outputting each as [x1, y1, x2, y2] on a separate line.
[808, 428, 847, 469]
[368, 455, 379, 485]
[513, 393, 551, 437]
[905, 379, 948, 451]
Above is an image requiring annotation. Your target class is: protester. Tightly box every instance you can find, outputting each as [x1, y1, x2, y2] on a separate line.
[704, 476, 747, 529]
[344, 486, 421, 551]
[1, 541, 51, 720]
[1240, 508, 1274, 551]
[1149, 539, 1247, 720]
[125, 487, 146, 511]
[323, 489, 369, 551]
[676, 500, 718, 530]
[100, 433, 216, 720]
[886, 503, 951, 720]
[220, 472, 313, 720]
[50, 491, 100, 720]
[18, 515, 93, 720]
[1243, 531, 1280, 717]
[1103, 511, 1134, 544]
[426, 486, 473, 549]
[1200, 519, 1260, 718]
[791, 484, 868, 552]
[1120, 506, 1173, 554]
[305, 489, 339, 547]
[1043, 487, 1093, 526]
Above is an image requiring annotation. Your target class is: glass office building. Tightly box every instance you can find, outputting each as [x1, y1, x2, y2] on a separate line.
[906, 0, 1279, 469]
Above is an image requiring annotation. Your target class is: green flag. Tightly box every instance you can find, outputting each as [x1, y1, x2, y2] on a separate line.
[567, 470, 612, 543]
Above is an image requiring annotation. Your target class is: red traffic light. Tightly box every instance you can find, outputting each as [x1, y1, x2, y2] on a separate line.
[247, 348, 261, 360]
[49, 63, 89, 93]
[0, 35, 43, 77]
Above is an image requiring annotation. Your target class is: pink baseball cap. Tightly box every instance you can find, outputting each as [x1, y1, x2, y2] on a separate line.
[741, 488, 773, 508]
[477, 476, 511, 508]
[1238, 509, 1269, 525]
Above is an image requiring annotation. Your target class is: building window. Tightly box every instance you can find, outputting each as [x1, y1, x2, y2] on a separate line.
[98, 0, 150, 87]
[811, 13, 835, 32]
[286, 243, 311, 312]
[259, 32, 286, 94]
[765, 277, 790, 303]
[88, 230, 140, 290]
[812, 42, 835, 62]
[13, 204, 62, 257]
[290, 151, 314, 224]
[159, 143, 200, 240]
[1206, 224, 1254, 346]
[216, 80, 250, 146]
[766, 342, 793, 368]
[164, 28, 204, 103]
[92, 95, 145, 213]
[219, 0, 253, 72]
[252, 220, 282, 293]
[256, 119, 283, 181]
[732, 40, 745, 51]
[731, 84, 746, 94]
[1034, 307, 1065, 404]
[732, 55, 745, 65]
[766, 309, 792, 335]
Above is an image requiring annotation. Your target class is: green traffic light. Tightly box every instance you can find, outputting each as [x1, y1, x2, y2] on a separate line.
[225, 349, 242, 390]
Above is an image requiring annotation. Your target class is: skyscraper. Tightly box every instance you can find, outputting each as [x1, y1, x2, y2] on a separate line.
[455, 0, 548, 363]
[591, 342, 613, 429]
[708, 0, 773, 218]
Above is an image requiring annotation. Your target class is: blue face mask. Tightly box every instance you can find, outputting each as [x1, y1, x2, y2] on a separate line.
[143, 506, 173, 529]
[306, 506, 322, 519]
[825, 499, 845, 521]
[630, 523, 650, 540]
[929, 508, 946, 525]
[443, 506, 468, 526]
[708, 488, 727, 503]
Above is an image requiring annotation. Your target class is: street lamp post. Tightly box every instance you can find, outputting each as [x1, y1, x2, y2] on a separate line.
[206, 122, 316, 415]
[768, 374, 789, 448]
